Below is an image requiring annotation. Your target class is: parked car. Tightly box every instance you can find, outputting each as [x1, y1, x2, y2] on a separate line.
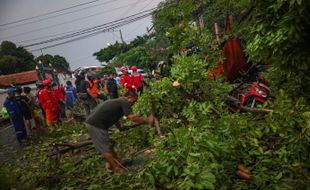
[137, 69, 149, 78]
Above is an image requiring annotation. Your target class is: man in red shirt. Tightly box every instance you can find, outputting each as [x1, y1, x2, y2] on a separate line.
[131, 66, 144, 95]
[40, 79, 60, 127]
[53, 83, 66, 119]
[120, 67, 136, 94]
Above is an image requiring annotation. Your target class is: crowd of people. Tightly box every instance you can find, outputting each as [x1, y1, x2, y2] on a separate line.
[3, 80, 71, 143]
[2, 65, 146, 145]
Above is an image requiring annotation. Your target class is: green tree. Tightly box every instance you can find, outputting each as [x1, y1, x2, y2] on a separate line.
[100, 65, 116, 75]
[0, 55, 18, 75]
[93, 35, 150, 64]
[239, 0, 310, 100]
[52, 55, 70, 71]
[0, 41, 35, 74]
[36, 54, 70, 72]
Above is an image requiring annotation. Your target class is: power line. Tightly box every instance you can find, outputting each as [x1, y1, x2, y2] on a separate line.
[27, 11, 154, 50]
[23, 8, 156, 48]
[0, 0, 121, 31]
[1, 1, 150, 40]
[18, 29, 119, 44]
[0, 0, 100, 27]
[125, 0, 155, 38]
[29, 14, 153, 53]
[118, 0, 143, 19]
[28, 12, 154, 52]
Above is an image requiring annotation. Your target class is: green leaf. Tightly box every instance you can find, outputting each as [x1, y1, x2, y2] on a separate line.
[275, 172, 283, 180]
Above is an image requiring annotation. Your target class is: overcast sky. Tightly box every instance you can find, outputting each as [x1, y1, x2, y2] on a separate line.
[0, 0, 164, 70]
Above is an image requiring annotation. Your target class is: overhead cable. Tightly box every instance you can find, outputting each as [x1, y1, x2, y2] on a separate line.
[1, 2, 152, 40]
[0, 0, 121, 31]
[0, 0, 100, 27]
[28, 12, 154, 52]
[23, 8, 155, 47]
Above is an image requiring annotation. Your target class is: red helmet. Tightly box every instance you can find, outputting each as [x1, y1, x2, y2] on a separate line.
[42, 79, 52, 86]
[120, 66, 127, 73]
[131, 66, 138, 71]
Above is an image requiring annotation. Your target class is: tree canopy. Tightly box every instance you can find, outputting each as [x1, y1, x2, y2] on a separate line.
[0, 41, 35, 75]
[36, 54, 70, 72]
[0, 41, 71, 75]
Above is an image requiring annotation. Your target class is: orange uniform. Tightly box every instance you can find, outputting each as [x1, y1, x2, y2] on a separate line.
[40, 88, 60, 127]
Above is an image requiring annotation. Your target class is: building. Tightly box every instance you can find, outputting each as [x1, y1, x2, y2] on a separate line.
[0, 70, 39, 88]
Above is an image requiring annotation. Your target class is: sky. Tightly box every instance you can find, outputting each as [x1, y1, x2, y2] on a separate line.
[0, 0, 164, 70]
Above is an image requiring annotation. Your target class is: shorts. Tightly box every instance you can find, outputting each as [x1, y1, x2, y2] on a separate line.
[85, 123, 115, 153]
[23, 111, 32, 120]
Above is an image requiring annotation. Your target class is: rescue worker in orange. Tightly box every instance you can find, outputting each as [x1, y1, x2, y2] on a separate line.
[120, 66, 136, 93]
[87, 74, 107, 102]
[40, 79, 60, 127]
[131, 66, 144, 95]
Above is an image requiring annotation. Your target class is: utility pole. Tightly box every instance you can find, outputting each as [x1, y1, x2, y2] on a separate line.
[119, 30, 125, 43]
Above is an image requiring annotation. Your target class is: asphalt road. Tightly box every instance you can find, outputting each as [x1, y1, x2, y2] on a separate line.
[0, 124, 49, 164]
[0, 125, 21, 164]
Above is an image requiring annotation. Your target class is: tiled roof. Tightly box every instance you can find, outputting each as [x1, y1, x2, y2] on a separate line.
[0, 70, 38, 87]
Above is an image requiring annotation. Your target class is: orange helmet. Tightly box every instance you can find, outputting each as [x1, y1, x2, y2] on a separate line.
[131, 66, 137, 71]
[42, 79, 52, 86]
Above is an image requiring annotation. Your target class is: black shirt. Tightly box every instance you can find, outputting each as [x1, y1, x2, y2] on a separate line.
[80, 80, 90, 93]
[105, 78, 118, 93]
[15, 95, 31, 114]
[85, 98, 132, 129]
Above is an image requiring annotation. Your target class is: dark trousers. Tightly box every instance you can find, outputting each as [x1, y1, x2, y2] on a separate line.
[60, 101, 66, 119]
[137, 87, 143, 96]
[83, 98, 97, 116]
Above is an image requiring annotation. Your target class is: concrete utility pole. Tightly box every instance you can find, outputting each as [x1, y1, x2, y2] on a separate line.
[119, 30, 125, 43]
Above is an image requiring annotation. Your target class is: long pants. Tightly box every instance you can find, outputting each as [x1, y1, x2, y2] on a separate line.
[60, 102, 66, 119]
[45, 108, 60, 127]
[12, 117, 27, 142]
[83, 98, 97, 116]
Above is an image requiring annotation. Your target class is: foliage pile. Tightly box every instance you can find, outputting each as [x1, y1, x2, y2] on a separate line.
[0, 123, 153, 189]
[240, 0, 310, 100]
[130, 0, 310, 188]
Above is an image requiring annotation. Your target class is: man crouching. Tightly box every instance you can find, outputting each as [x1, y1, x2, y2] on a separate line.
[85, 92, 154, 173]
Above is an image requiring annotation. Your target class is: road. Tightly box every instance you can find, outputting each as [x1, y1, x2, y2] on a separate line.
[0, 125, 21, 164]
[0, 124, 49, 165]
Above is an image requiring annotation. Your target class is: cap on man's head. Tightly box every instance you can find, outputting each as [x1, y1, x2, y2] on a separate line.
[131, 66, 137, 71]
[7, 87, 16, 94]
[43, 79, 52, 86]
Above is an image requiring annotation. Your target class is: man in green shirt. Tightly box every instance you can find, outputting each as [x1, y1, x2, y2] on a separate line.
[85, 92, 154, 173]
